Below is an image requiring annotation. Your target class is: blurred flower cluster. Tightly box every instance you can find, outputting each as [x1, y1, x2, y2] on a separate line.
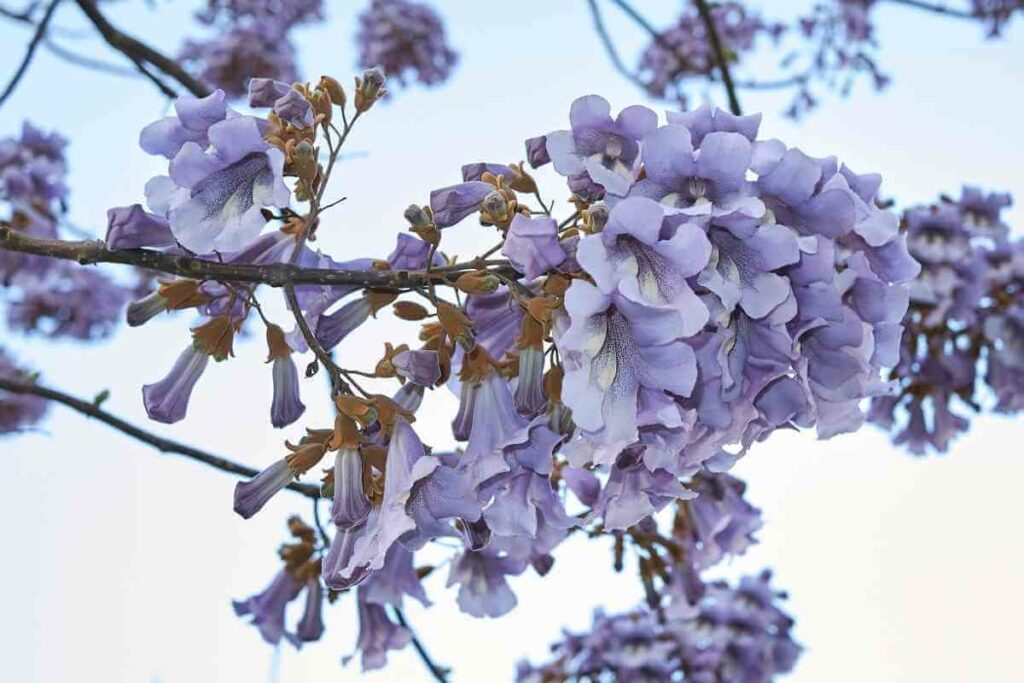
[870, 187, 1022, 454]
[356, 0, 458, 91]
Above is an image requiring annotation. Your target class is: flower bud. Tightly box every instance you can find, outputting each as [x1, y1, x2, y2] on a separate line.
[355, 67, 386, 112]
[292, 140, 318, 180]
[480, 191, 509, 225]
[318, 75, 346, 109]
[454, 270, 500, 295]
[404, 204, 433, 229]
[393, 301, 431, 321]
[584, 202, 609, 233]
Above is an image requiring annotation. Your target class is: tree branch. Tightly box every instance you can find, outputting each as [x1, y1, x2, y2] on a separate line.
[585, 0, 648, 91]
[0, 377, 321, 497]
[883, 0, 975, 19]
[73, 0, 209, 97]
[693, 0, 743, 116]
[0, 0, 63, 109]
[0, 227, 520, 290]
[392, 607, 450, 683]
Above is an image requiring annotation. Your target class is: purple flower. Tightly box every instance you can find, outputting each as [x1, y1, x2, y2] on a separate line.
[269, 353, 305, 428]
[589, 448, 695, 530]
[143, 108, 291, 253]
[315, 297, 374, 352]
[233, 459, 293, 519]
[362, 545, 431, 608]
[502, 213, 566, 280]
[545, 95, 657, 197]
[356, 0, 458, 90]
[446, 547, 527, 618]
[0, 348, 49, 434]
[142, 345, 210, 424]
[576, 196, 710, 334]
[558, 280, 697, 460]
[387, 233, 439, 270]
[6, 264, 130, 341]
[341, 420, 439, 580]
[392, 349, 442, 386]
[346, 587, 412, 671]
[295, 577, 325, 644]
[331, 448, 372, 530]
[232, 569, 303, 645]
[524, 135, 550, 168]
[105, 204, 176, 250]
[483, 469, 576, 540]
[519, 571, 800, 682]
[638, 4, 784, 107]
[179, 22, 299, 98]
[429, 181, 491, 228]
[138, 91, 229, 159]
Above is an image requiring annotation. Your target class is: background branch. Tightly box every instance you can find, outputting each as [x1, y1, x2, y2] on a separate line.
[0, 0, 63, 109]
[392, 607, 450, 683]
[693, 0, 743, 115]
[884, 0, 975, 18]
[73, 0, 209, 97]
[0, 377, 321, 498]
[586, 0, 648, 91]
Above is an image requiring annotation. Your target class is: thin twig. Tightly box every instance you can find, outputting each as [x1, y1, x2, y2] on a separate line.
[282, 281, 350, 393]
[73, 0, 209, 97]
[693, 0, 743, 115]
[0, 0, 63, 109]
[883, 0, 975, 19]
[0, 377, 320, 497]
[585, 0, 649, 91]
[391, 607, 449, 682]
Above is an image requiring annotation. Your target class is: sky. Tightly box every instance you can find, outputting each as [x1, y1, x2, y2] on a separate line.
[1, 1, 1023, 681]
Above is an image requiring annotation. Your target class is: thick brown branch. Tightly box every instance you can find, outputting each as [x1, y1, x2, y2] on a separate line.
[0, 227, 519, 289]
[0, 377, 321, 498]
[73, 0, 209, 97]
[693, 0, 743, 116]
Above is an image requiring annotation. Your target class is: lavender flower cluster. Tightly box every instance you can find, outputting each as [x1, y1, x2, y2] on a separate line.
[517, 571, 799, 683]
[104, 71, 920, 671]
[638, 2, 784, 108]
[180, 0, 324, 96]
[0, 348, 48, 434]
[1, 122, 129, 339]
[870, 187, 1022, 454]
[355, 0, 458, 91]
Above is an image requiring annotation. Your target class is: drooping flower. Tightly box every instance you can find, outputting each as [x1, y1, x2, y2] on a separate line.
[340, 419, 439, 579]
[346, 587, 412, 671]
[142, 345, 211, 424]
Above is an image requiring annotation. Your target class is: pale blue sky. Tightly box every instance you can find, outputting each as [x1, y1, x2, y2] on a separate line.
[1, 2, 1022, 681]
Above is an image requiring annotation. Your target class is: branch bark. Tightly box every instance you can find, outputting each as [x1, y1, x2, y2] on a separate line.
[0, 377, 320, 498]
[0, 227, 519, 290]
